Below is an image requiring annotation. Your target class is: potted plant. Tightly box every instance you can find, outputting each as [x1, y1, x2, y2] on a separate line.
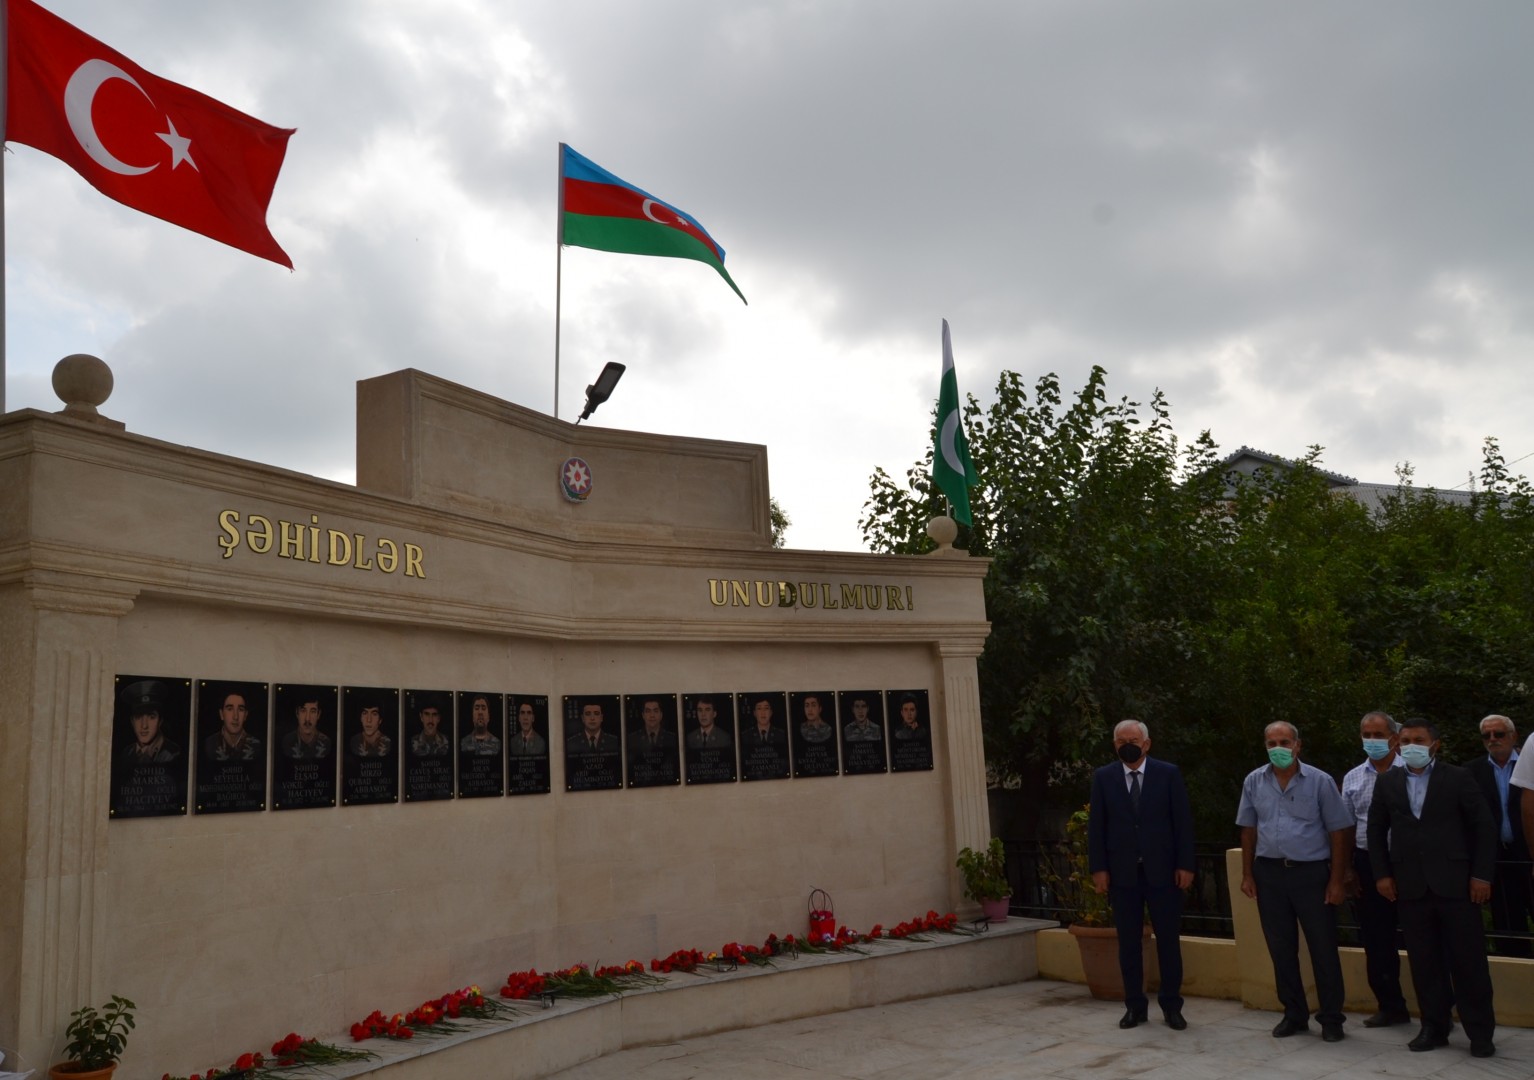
[1042, 805, 1149, 1000]
[51, 995, 135, 1079]
[955, 837, 1012, 921]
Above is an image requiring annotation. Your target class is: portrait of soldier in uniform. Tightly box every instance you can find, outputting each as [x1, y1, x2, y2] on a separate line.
[627, 697, 678, 755]
[894, 694, 927, 740]
[281, 695, 333, 759]
[460, 694, 503, 755]
[799, 693, 835, 744]
[742, 694, 787, 747]
[410, 701, 450, 757]
[203, 691, 262, 761]
[843, 695, 884, 742]
[350, 701, 393, 757]
[120, 680, 182, 763]
[685, 696, 732, 749]
[567, 700, 620, 752]
[509, 699, 547, 756]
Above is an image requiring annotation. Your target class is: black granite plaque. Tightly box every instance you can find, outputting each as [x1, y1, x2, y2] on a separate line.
[342, 686, 399, 806]
[682, 693, 736, 785]
[736, 691, 790, 782]
[888, 689, 935, 772]
[507, 694, 552, 796]
[624, 693, 680, 789]
[838, 690, 887, 775]
[456, 691, 505, 798]
[194, 679, 268, 814]
[403, 689, 455, 802]
[109, 674, 191, 818]
[272, 684, 338, 810]
[563, 695, 623, 791]
[790, 690, 839, 779]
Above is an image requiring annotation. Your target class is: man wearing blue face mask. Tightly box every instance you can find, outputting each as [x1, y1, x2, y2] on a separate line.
[1368, 717, 1498, 1058]
[1236, 721, 1352, 1043]
[1339, 710, 1410, 1027]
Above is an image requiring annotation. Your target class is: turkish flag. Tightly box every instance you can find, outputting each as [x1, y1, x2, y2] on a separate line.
[5, 0, 295, 267]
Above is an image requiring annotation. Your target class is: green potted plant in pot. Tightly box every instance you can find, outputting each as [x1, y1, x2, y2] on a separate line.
[955, 837, 1012, 922]
[51, 995, 135, 1079]
[1043, 805, 1149, 1000]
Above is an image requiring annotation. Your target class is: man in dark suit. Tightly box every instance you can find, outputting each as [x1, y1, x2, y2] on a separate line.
[1468, 714, 1531, 957]
[1088, 719, 1196, 1031]
[1368, 717, 1498, 1059]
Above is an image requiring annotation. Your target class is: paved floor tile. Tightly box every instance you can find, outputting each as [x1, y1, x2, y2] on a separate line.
[543, 982, 1534, 1080]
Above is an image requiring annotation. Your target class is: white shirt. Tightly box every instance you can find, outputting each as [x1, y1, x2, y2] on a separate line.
[1511, 732, 1534, 791]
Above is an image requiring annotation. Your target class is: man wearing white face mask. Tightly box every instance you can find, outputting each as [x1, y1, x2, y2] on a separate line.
[1368, 717, 1498, 1059]
[1236, 721, 1352, 1043]
[1339, 710, 1410, 1027]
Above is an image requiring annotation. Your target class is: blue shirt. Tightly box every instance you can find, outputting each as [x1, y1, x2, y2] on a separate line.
[1236, 760, 1352, 861]
[1405, 759, 1435, 819]
[1490, 750, 1519, 844]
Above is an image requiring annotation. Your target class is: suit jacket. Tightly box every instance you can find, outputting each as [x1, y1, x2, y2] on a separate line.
[1367, 760, 1497, 901]
[1087, 757, 1195, 889]
[1467, 755, 1525, 853]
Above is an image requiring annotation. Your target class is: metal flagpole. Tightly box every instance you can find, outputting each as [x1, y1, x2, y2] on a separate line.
[554, 141, 565, 420]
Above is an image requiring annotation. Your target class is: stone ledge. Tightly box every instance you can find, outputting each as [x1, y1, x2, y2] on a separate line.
[268, 919, 1049, 1080]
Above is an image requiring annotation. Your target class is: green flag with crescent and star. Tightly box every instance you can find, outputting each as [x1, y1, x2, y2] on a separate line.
[933, 319, 980, 525]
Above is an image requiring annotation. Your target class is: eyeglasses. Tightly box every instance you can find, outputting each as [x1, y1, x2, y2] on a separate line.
[1482, 730, 1511, 741]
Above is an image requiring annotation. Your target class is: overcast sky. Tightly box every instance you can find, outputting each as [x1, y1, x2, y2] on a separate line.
[7, 1, 1532, 550]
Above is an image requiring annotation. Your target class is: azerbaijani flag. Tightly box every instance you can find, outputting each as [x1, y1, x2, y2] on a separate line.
[559, 144, 746, 304]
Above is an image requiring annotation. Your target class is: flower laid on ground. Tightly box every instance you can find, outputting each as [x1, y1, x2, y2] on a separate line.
[164, 910, 969, 1074]
[159, 1032, 373, 1079]
[500, 968, 547, 999]
[350, 1010, 414, 1041]
[545, 962, 663, 997]
[887, 910, 971, 940]
[651, 947, 706, 974]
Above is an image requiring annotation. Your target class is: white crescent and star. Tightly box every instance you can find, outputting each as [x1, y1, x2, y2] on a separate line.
[63, 58, 198, 176]
[940, 412, 967, 475]
[641, 198, 690, 229]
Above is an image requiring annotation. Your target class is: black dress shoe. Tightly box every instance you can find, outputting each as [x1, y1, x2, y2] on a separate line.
[1119, 1009, 1148, 1029]
[1407, 1027, 1448, 1052]
[1321, 1023, 1344, 1043]
[1470, 1040, 1495, 1059]
[1362, 1009, 1411, 1028]
[1272, 1017, 1309, 1037]
[1164, 1009, 1187, 1030]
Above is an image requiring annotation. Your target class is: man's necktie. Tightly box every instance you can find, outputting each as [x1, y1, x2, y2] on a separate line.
[1130, 770, 1142, 811]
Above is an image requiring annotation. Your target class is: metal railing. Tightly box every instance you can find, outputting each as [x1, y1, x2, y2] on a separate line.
[1002, 840, 1233, 938]
[1002, 840, 1534, 955]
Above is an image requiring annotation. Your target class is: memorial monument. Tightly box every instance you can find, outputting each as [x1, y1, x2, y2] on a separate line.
[0, 359, 991, 1071]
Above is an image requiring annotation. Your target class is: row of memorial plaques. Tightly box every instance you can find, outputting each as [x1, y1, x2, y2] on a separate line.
[108, 675, 933, 818]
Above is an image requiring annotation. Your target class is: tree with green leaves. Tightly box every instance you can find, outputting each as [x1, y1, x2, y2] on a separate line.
[863, 368, 1534, 841]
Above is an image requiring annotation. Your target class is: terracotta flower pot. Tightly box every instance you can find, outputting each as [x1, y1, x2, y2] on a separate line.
[48, 1063, 117, 1080]
[980, 896, 1011, 922]
[1068, 922, 1153, 1001]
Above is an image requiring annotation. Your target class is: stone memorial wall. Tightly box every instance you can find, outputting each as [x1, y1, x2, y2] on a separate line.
[0, 367, 991, 1072]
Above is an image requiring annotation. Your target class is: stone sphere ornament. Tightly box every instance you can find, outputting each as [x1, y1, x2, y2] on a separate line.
[52, 353, 114, 415]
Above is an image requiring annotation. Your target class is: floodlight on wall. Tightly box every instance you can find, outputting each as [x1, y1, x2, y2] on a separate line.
[577, 362, 626, 423]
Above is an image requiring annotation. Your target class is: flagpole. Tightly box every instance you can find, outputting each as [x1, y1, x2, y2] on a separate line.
[554, 141, 565, 420]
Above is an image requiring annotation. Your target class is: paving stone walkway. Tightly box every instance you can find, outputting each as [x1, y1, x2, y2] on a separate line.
[545, 980, 1534, 1080]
